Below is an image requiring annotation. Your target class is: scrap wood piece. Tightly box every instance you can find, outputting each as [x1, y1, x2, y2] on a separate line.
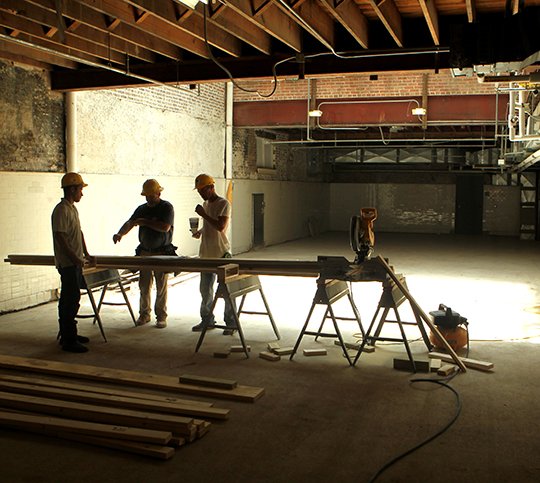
[0, 374, 214, 407]
[0, 391, 195, 434]
[0, 379, 229, 420]
[375, 256, 467, 372]
[0, 409, 172, 445]
[273, 347, 294, 356]
[259, 351, 280, 361]
[0, 354, 265, 402]
[430, 358, 442, 372]
[60, 432, 175, 460]
[437, 364, 458, 376]
[167, 435, 186, 447]
[428, 352, 494, 372]
[267, 342, 280, 351]
[303, 348, 327, 356]
[179, 374, 237, 390]
[194, 419, 211, 438]
[230, 345, 251, 352]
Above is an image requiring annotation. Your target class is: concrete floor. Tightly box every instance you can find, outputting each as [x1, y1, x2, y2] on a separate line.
[1, 232, 539, 483]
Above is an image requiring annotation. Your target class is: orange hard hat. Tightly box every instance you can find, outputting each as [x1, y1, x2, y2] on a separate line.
[194, 174, 215, 190]
[61, 172, 88, 188]
[141, 179, 163, 196]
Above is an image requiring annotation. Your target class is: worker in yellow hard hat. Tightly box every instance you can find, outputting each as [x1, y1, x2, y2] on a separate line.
[51, 172, 93, 353]
[113, 179, 176, 329]
[191, 174, 236, 335]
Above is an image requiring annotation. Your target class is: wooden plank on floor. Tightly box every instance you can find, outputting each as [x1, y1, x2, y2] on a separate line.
[0, 380, 230, 420]
[59, 432, 175, 460]
[0, 355, 265, 402]
[428, 352, 493, 371]
[0, 391, 195, 434]
[179, 374, 237, 390]
[0, 374, 214, 407]
[0, 410, 172, 444]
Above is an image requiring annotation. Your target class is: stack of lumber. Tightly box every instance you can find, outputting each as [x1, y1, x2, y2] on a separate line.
[0, 355, 265, 460]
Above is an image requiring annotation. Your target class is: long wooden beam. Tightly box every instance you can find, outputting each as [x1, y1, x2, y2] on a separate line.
[5, 254, 326, 277]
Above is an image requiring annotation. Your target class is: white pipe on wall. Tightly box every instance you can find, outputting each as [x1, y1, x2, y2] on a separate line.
[65, 91, 77, 172]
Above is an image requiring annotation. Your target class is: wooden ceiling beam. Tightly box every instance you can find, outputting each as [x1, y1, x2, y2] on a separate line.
[202, 2, 272, 55]
[367, 0, 403, 47]
[9, 1, 158, 63]
[0, 37, 79, 68]
[221, 0, 302, 52]
[465, 0, 476, 23]
[122, 0, 242, 57]
[71, 0, 210, 59]
[0, 9, 126, 65]
[277, 0, 336, 51]
[418, 0, 439, 46]
[25, 0, 182, 60]
[320, 0, 368, 49]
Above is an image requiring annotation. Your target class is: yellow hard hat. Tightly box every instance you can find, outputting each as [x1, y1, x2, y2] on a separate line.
[194, 174, 215, 190]
[141, 179, 163, 196]
[61, 172, 88, 188]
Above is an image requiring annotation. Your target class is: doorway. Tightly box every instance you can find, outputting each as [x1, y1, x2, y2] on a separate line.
[253, 193, 265, 248]
[455, 174, 484, 234]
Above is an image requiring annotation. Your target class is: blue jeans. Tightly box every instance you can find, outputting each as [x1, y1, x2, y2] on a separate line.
[200, 255, 236, 327]
[57, 266, 85, 343]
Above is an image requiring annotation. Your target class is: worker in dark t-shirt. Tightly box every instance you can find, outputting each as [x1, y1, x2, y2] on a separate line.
[113, 179, 176, 329]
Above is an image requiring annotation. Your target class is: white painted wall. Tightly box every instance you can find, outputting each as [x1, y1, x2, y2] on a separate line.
[231, 180, 330, 254]
[75, 87, 225, 177]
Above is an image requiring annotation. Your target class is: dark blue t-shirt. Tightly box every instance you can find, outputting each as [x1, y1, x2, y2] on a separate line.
[130, 199, 174, 251]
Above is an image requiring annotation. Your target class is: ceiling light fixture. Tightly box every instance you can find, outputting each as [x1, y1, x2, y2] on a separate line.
[412, 107, 427, 116]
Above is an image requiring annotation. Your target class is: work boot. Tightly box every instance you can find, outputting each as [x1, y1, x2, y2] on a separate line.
[156, 320, 167, 329]
[61, 341, 89, 353]
[136, 316, 150, 326]
[58, 335, 89, 345]
[192, 322, 215, 332]
[222, 329, 235, 336]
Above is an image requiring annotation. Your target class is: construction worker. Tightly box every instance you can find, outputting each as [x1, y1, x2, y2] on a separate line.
[51, 172, 93, 353]
[191, 174, 236, 335]
[113, 179, 176, 328]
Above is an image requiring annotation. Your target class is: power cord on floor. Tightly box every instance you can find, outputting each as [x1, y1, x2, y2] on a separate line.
[367, 371, 462, 483]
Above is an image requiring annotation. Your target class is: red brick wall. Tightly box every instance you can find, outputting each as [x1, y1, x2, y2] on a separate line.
[233, 70, 496, 102]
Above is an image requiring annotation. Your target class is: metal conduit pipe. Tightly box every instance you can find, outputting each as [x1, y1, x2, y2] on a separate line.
[315, 99, 422, 131]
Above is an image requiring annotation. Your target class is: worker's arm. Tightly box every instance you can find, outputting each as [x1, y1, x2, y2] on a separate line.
[54, 231, 84, 268]
[133, 218, 171, 233]
[113, 219, 135, 244]
[195, 204, 229, 232]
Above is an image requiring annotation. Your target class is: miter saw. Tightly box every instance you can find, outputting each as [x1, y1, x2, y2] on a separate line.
[350, 207, 378, 264]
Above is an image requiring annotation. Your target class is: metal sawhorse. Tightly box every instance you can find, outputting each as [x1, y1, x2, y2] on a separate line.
[76, 268, 137, 341]
[353, 274, 432, 370]
[289, 277, 365, 366]
[195, 264, 280, 358]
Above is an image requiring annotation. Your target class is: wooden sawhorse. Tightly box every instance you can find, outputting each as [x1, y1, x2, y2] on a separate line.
[290, 278, 365, 366]
[195, 265, 280, 358]
[353, 274, 432, 370]
[76, 268, 137, 342]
